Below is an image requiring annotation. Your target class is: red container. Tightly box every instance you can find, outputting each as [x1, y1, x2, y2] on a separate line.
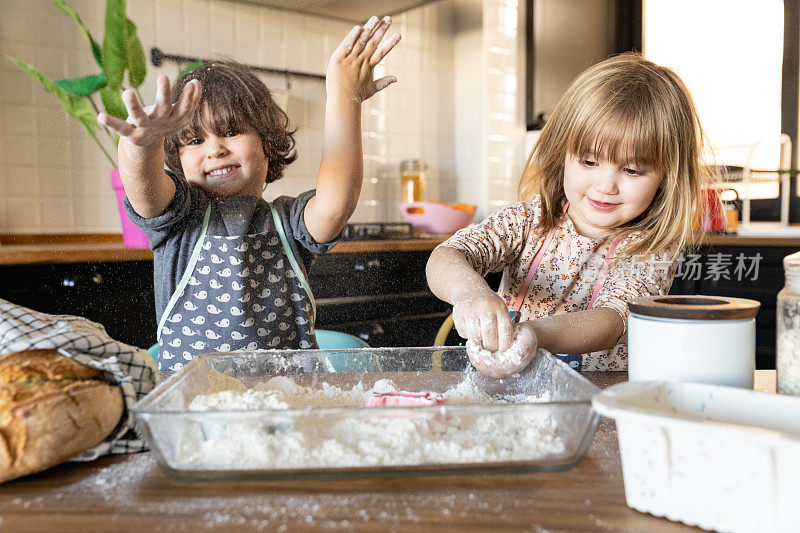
[696, 187, 726, 233]
[110, 169, 149, 247]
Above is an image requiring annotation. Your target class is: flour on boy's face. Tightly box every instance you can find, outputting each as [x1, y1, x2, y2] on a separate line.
[178, 107, 269, 200]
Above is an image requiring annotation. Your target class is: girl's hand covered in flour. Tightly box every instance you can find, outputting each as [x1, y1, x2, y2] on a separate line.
[452, 290, 515, 353]
[466, 321, 539, 378]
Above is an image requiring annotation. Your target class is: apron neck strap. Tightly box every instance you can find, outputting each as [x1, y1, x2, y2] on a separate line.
[157, 203, 212, 341]
[269, 204, 317, 323]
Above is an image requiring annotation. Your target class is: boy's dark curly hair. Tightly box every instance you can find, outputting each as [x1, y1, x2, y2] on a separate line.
[164, 60, 297, 187]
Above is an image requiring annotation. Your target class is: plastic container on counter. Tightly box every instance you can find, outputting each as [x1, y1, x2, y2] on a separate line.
[593, 380, 800, 533]
[777, 250, 800, 396]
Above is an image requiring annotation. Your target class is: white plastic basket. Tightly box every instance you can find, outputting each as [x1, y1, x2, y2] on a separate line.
[593, 381, 800, 533]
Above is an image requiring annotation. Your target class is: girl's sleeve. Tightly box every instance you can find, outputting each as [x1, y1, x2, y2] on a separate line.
[435, 200, 537, 276]
[591, 248, 679, 336]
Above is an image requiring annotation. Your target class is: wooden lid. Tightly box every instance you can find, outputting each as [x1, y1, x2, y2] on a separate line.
[627, 295, 760, 320]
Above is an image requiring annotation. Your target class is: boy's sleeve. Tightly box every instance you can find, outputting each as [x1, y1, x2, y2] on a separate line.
[271, 190, 341, 257]
[435, 200, 537, 276]
[123, 171, 207, 249]
[591, 248, 679, 337]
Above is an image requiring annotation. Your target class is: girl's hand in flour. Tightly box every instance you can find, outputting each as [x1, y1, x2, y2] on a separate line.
[452, 291, 515, 353]
[467, 321, 539, 378]
[326, 15, 400, 103]
[98, 75, 201, 148]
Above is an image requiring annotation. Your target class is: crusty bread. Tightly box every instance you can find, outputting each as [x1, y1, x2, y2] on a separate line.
[0, 350, 123, 483]
[0, 349, 102, 383]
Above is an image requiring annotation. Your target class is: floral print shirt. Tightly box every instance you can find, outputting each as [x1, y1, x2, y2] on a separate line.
[438, 195, 677, 371]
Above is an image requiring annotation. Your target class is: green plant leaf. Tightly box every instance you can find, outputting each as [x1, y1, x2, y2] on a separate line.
[102, 0, 127, 89]
[100, 87, 127, 120]
[123, 18, 146, 88]
[8, 57, 96, 133]
[53, 0, 103, 67]
[178, 59, 202, 80]
[55, 73, 107, 96]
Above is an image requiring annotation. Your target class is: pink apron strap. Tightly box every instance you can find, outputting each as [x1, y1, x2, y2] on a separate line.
[587, 237, 620, 309]
[511, 227, 557, 313]
[511, 224, 620, 314]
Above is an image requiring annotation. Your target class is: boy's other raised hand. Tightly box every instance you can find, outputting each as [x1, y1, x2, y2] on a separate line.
[98, 75, 202, 148]
[327, 15, 400, 104]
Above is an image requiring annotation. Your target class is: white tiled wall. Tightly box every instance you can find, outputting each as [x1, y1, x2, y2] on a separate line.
[0, 0, 523, 234]
[453, 0, 525, 220]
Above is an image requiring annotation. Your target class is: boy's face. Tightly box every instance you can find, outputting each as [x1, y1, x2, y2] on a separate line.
[178, 107, 269, 200]
[563, 151, 662, 239]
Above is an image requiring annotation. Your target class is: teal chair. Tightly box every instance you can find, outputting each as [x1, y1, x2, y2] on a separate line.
[146, 343, 159, 362]
[315, 329, 370, 349]
[145, 329, 371, 363]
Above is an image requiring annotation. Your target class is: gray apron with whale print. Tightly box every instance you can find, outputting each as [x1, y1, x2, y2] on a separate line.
[156, 204, 317, 370]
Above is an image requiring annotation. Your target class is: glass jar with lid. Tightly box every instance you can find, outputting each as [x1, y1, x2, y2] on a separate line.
[777, 250, 800, 395]
[400, 159, 427, 203]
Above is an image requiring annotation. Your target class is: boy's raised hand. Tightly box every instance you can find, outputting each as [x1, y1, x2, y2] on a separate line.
[327, 15, 400, 103]
[98, 75, 201, 148]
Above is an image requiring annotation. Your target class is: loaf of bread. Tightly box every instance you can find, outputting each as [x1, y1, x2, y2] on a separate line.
[0, 349, 124, 483]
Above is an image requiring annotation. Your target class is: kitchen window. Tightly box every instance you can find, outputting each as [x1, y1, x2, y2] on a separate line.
[526, 0, 800, 222]
[644, 0, 798, 223]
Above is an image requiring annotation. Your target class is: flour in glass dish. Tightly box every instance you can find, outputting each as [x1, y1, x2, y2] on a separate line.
[179, 373, 564, 470]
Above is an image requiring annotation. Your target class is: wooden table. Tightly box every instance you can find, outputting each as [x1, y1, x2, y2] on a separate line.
[0, 237, 449, 265]
[0, 371, 776, 532]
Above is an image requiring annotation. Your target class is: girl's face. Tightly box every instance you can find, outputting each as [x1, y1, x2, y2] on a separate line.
[178, 109, 268, 200]
[563, 151, 662, 239]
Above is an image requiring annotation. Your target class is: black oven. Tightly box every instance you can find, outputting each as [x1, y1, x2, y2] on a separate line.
[308, 223, 453, 348]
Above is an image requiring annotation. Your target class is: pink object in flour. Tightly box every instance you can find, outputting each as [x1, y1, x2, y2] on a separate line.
[367, 391, 448, 407]
[110, 168, 149, 248]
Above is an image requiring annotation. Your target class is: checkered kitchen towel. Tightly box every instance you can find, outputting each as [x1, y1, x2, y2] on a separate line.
[0, 298, 160, 459]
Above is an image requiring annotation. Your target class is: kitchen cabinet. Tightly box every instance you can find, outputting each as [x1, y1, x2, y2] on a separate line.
[0, 248, 451, 351]
[0, 237, 792, 367]
[308, 250, 451, 347]
[0, 261, 157, 349]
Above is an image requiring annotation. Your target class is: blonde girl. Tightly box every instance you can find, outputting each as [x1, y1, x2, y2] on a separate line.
[426, 53, 707, 376]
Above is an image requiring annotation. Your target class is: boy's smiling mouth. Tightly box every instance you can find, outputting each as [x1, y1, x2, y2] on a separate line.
[205, 164, 240, 178]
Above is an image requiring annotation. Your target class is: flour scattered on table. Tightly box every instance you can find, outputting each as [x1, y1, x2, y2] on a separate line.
[179, 374, 564, 469]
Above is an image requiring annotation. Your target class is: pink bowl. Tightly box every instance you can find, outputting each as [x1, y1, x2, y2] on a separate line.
[399, 202, 476, 234]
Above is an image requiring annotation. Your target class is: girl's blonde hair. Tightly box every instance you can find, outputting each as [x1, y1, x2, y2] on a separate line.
[519, 52, 708, 257]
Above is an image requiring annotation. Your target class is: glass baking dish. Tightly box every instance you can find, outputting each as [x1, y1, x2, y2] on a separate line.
[133, 347, 600, 481]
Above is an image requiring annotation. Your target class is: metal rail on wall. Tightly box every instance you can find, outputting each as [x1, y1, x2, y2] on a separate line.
[149, 47, 326, 82]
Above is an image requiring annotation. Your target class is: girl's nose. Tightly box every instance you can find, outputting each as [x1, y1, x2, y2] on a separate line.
[594, 169, 619, 195]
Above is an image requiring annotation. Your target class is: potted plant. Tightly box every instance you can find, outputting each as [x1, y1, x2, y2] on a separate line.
[7, 0, 149, 247]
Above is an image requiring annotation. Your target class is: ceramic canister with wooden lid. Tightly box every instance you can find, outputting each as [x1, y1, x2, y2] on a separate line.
[627, 295, 761, 388]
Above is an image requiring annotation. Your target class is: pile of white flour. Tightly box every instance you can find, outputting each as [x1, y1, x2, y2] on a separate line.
[178, 373, 564, 470]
